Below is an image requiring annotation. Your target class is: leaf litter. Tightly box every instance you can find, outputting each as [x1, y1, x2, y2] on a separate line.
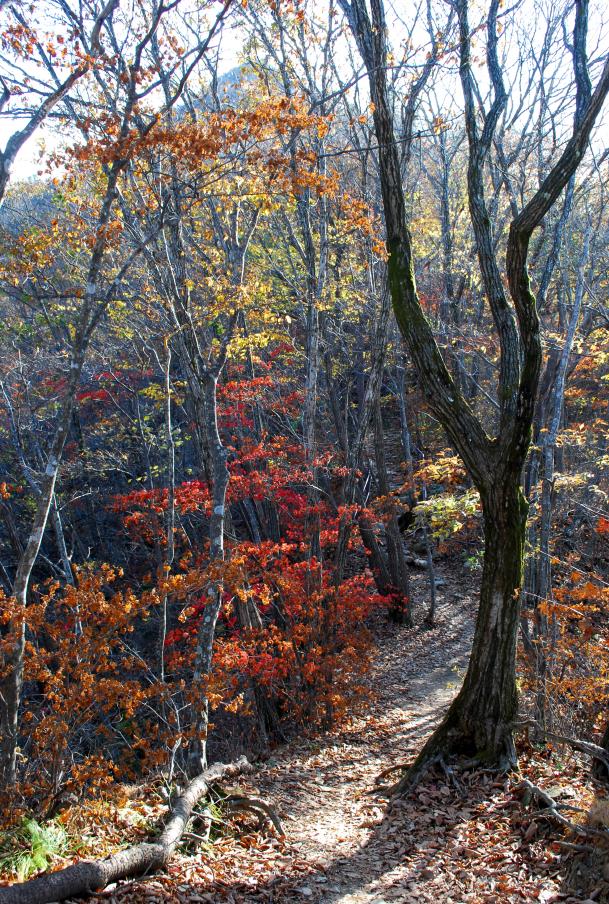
[38, 570, 609, 902]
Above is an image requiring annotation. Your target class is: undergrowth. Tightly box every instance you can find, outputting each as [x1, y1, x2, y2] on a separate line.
[0, 818, 71, 881]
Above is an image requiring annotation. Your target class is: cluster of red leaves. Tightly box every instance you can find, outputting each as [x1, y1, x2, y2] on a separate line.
[171, 549, 383, 728]
[151, 490, 385, 731]
[1, 353, 392, 821]
[0, 482, 22, 500]
[109, 360, 387, 735]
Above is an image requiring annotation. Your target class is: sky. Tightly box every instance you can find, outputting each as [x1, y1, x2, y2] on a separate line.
[3, 0, 608, 183]
[3, 5, 244, 182]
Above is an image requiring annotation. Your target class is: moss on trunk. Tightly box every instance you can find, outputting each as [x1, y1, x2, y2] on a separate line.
[392, 484, 528, 792]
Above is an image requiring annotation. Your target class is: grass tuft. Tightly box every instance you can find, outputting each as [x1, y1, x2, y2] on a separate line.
[0, 817, 70, 880]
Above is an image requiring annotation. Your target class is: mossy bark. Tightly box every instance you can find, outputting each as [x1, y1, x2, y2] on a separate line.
[453, 487, 527, 764]
[391, 484, 527, 792]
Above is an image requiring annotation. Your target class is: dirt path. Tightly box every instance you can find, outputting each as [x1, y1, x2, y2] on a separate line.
[105, 567, 592, 903]
[237, 568, 476, 903]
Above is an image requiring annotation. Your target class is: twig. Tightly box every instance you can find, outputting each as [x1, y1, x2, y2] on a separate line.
[516, 779, 609, 840]
[553, 840, 594, 852]
[224, 794, 285, 836]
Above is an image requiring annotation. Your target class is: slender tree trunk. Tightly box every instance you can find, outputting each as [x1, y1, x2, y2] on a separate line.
[333, 286, 392, 589]
[157, 339, 176, 684]
[373, 399, 412, 625]
[592, 720, 609, 784]
[357, 508, 394, 594]
[0, 341, 86, 787]
[395, 364, 437, 622]
[186, 372, 229, 776]
[302, 275, 322, 563]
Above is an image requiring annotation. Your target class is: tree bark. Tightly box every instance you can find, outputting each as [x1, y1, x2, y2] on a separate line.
[592, 720, 609, 784]
[0, 757, 249, 904]
[390, 481, 527, 791]
[186, 370, 231, 776]
[373, 398, 412, 625]
[338, 0, 609, 786]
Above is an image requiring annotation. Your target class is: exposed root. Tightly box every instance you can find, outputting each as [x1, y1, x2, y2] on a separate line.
[374, 762, 411, 786]
[386, 715, 458, 796]
[553, 840, 595, 853]
[387, 753, 443, 796]
[516, 779, 609, 841]
[224, 794, 285, 836]
[438, 755, 464, 794]
[387, 710, 520, 797]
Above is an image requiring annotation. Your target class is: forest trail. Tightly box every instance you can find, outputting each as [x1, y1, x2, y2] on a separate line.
[95, 566, 598, 904]
[95, 563, 609, 904]
[114, 568, 492, 904]
[244, 569, 476, 904]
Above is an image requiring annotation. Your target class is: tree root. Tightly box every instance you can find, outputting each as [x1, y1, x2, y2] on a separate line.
[385, 716, 518, 797]
[384, 714, 461, 796]
[438, 755, 464, 793]
[0, 756, 251, 904]
[516, 779, 609, 841]
[223, 794, 285, 836]
[553, 840, 595, 853]
[374, 763, 411, 787]
[387, 753, 442, 796]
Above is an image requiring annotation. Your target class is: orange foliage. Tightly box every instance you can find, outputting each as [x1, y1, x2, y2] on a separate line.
[0, 569, 165, 821]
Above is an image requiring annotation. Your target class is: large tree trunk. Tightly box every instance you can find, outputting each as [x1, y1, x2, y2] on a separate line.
[453, 486, 525, 754]
[339, 0, 609, 787]
[392, 481, 527, 791]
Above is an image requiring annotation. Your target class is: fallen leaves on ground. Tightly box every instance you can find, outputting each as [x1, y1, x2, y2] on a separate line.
[7, 573, 609, 903]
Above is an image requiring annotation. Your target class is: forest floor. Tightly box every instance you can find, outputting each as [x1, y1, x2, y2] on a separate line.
[84, 562, 609, 904]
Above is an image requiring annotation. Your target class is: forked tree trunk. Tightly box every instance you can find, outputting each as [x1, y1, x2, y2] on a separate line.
[339, 0, 609, 788]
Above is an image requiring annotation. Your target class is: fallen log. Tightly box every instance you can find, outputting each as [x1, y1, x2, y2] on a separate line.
[0, 756, 250, 904]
